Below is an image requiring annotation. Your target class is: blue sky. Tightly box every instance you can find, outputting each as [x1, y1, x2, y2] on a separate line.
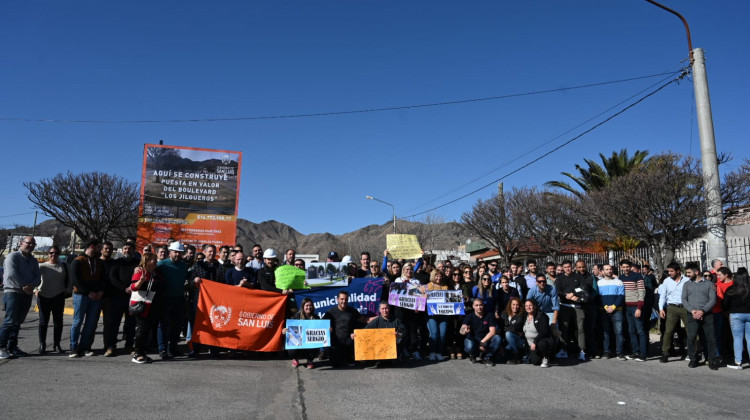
[1, 1, 748, 236]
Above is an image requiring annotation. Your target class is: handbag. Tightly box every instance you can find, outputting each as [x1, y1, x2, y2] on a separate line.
[129, 274, 155, 316]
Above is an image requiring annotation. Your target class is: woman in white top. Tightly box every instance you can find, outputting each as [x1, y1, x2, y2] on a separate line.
[394, 263, 425, 360]
[35, 245, 68, 354]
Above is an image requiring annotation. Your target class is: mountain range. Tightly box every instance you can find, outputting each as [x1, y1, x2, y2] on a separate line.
[32, 218, 472, 258]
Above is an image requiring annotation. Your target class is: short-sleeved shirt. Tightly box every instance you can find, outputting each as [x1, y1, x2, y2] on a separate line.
[462, 311, 496, 340]
[324, 305, 362, 344]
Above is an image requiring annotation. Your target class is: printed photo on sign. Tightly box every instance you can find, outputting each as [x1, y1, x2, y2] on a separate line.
[387, 282, 427, 311]
[304, 262, 350, 287]
[285, 319, 331, 350]
[426, 290, 465, 315]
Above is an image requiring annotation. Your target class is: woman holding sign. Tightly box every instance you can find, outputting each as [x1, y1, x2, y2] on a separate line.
[426, 270, 450, 361]
[130, 253, 162, 364]
[283, 297, 318, 369]
[394, 263, 426, 361]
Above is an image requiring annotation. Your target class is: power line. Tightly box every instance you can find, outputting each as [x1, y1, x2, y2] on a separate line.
[402, 67, 686, 215]
[0, 211, 36, 219]
[401, 69, 688, 219]
[0, 71, 678, 124]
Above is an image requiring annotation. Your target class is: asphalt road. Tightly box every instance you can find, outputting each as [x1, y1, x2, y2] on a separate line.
[1, 304, 749, 420]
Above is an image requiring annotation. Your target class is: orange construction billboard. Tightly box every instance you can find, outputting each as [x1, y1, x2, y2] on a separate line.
[137, 144, 242, 249]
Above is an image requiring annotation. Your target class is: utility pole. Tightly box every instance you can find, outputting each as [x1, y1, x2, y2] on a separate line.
[646, 0, 727, 266]
[32, 210, 38, 236]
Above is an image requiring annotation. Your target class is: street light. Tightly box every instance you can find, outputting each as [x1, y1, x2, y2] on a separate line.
[646, 0, 727, 267]
[366, 196, 396, 234]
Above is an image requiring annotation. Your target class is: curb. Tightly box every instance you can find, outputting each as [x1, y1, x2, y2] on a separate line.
[34, 305, 75, 316]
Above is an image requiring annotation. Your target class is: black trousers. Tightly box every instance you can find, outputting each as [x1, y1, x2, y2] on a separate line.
[37, 293, 65, 346]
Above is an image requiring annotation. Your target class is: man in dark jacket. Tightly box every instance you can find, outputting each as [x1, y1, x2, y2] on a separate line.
[104, 242, 139, 356]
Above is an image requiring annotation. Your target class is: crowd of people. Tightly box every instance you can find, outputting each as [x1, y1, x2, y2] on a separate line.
[2, 235, 749, 373]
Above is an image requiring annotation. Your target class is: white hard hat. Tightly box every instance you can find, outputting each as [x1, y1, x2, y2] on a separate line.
[168, 241, 185, 252]
[341, 255, 352, 264]
[263, 248, 278, 259]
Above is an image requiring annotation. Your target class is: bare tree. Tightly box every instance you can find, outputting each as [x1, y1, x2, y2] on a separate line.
[461, 190, 527, 266]
[24, 171, 139, 242]
[586, 154, 706, 277]
[508, 187, 591, 260]
[409, 213, 447, 253]
[722, 158, 750, 220]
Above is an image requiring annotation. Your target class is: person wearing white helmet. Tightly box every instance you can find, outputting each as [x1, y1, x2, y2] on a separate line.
[256, 248, 281, 292]
[155, 241, 189, 360]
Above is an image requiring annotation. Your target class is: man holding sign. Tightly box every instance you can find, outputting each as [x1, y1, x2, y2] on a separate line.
[362, 302, 404, 368]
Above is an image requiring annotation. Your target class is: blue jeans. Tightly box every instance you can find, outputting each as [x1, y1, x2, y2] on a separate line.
[426, 317, 448, 355]
[625, 306, 648, 357]
[71, 294, 102, 351]
[464, 335, 502, 358]
[0, 292, 33, 349]
[729, 313, 750, 364]
[158, 296, 185, 353]
[505, 331, 525, 354]
[601, 309, 624, 355]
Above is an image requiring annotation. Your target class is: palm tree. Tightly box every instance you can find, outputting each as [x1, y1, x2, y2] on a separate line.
[545, 149, 650, 197]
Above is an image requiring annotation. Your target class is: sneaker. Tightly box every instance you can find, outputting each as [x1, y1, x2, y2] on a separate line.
[617, 354, 627, 361]
[104, 348, 115, 357]
[727, 362, 743, 370]
[635, 357, 647, 362]
[0, 348, 12, 359]
[709, 361, 719, 371]
[132, 355, 147, 364]
[10, 348, 29, 357]
[660, 354, 668, 363]
[625, 354, 637, 360]
[603, 352, 612, 360]
[688, 359, 699, 368]
[555, 349, 568, 359]
[593, 354, 601, 359]
[469, 355, 477, 364]
[159, 351, 171, 360]
[428, 352, 436, 361]
[484, 358, 495, 367]
[412, 351, 422, 361]
[83, 350, 95, 357]
[540, 357, 549, 368]
[578, 351, 587, 361]
[291, 359, 299, 368]
[69, 350, 82, 358]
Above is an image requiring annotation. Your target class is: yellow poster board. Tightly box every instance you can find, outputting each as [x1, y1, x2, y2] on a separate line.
[386, 234, 423, 260]
[354, 328, 397, 361]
